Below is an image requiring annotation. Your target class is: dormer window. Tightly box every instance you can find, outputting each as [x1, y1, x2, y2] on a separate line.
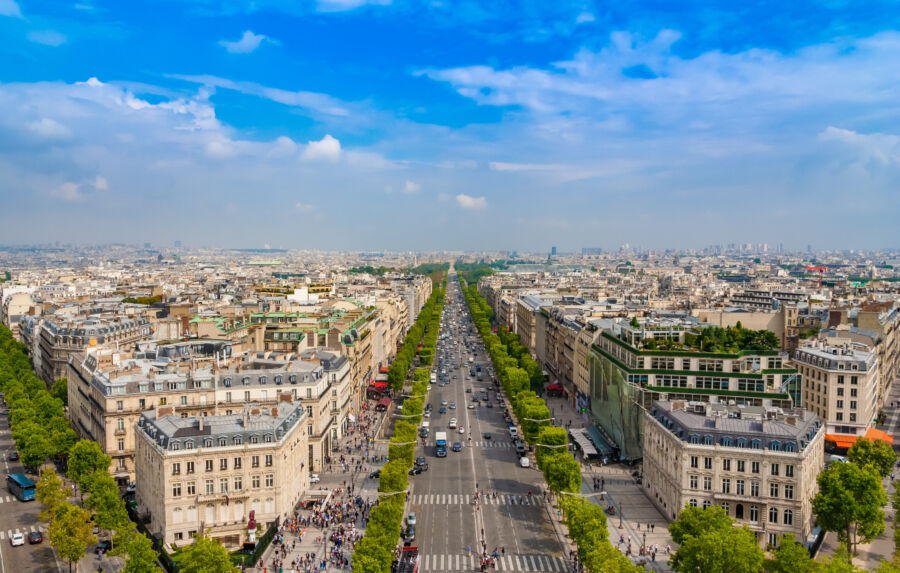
[264, 434, 273, 443]
[234, 437, 242, 445]
[703, 436, 713, 446]
[289, 375, 297, 384]
[223, 378, 232, 387]
[242, 376, 250, 385]
[204, 439, 213, 448]
[750, 439, 761, 450]
[250, 435, 259, 444]
[769, 441, 781, 451]
[275, 375, 283, 385]
[171, 442, 180, 450]
[219, 438, 227, 447]
[259, 375, 267, 385]
[185, 441, 194, 450]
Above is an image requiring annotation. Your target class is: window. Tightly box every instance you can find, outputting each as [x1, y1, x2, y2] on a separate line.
[689, 499, 698, 507]
[704, 457, 712, 470]
[690, 456, 699, 469]
[252, 475, 260, 489]
[172, 483, 182, 497]
[785, 442, 796, 453]
[172, 463, 181, 475]
[205, 460, 213, 472]
[290, 375, 298, 384]
[751, 482, 760, 497]
[770, 483, 779, 497]
[234, 457, 242, 469]
[751, 461, 760, 474]
[750, 505, 759, 523]
[850, 388, 858, 397]
[116, 400, 123, 411]
[186, 441, 194, 450]
[837, 399, 844, 408]
[224, 377, 232, 387]
[264, 434, 273, 443]
[737, 460, 746, 472]
[244, 391, 251, 401]
[174, 532, 183, 541]
[234, 476, 242, 491]
[768, 507, 778, 524]
[722, 479, 731, 494]
[837, 413, 843, 421]
[117, 419, 125, 432]
[785, 485, 794, 499]
[837, 387, 844, 396]
[260, 375, 267, 385]
[205, 480, 214, 495]
[139, 398, 146, 409]
[160, 397, 167, 405]
[117, 439, 124, 451]
[721, 437, 732, 447]
[784, 509, 793, 525]
[736, 480, 745, 495]
[219, 438, 227, 447]
[703, 500, 712, 508]
[690, 476, 698, 489]
[785, 465, 794, 478]
[265, 474, 274, 487]
[850, 413, 857, 422]
[265, 454, 273, 467]
[242, 376, 251, 385]
[181, 396, 187, 406]
[250, 435, 259, 444]
[187, 481, 196, 495]
[771, 464, 780, 476]
[204, 439, 213, 448]
[220, 458, 228, 471]
[769, 441, 781, 452]
[703, 477, 712, 491]
[750, 439, 761, 450]
[220, 478, 228, 493]
[185, 461, 194, 474]
[850, 401, 857, 410]
[252, 455, 260, 468]
[723, 459, 731, 471]
[851, 376, 858, 385]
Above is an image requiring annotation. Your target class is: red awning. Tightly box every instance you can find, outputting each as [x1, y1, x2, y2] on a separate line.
[377, 397, 392, 408]
[825, 427, 894, 449]
[370, 381, 388, 388]
[379, 366, 390, 374]
[547, 383, 563, 391]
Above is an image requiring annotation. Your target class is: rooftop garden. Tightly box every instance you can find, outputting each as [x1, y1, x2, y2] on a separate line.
[637, 322, 779, 353]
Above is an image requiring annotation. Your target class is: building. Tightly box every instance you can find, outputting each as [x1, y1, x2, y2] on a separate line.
[516, 295, 548, 353]
[643, 400, 824, 548]
[792, 342, 879, 444]
[134, 399, 309, 549]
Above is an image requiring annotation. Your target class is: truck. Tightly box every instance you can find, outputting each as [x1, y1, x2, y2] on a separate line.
[392, 546, 419, 573]
[435, 432, 448, 457]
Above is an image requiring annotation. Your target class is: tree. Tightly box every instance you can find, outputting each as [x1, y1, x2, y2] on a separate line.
[49, 501, 97, 573]
[36, 468, 69, 520]
[68, 439, 112, 493]
[771, 533, 814, 573]
[18, 428, 54, 471]
[113, 523, 162, 573]
[813, 461, 886, 556]
[51, 378, 68, 406]
[668, 505, 733, 545]
[815, 544, 863, 572]
[177, 533, 238, 573]
[847, 438, 897, 478]
[535, 426, 568, 467]
[84, 470, 129, 538]
[672, 523, 763, 573]
[542, 452, 581, 493]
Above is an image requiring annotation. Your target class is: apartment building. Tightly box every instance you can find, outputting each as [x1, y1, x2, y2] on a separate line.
[516, 295, 548, 353]
[587, 318, 798, 460]
[68, 343, 351, 485]
[644, 400, 824, 548]
[134, 400, 308, 549]
[0, 287, 35, 341]
[792, 342, 879, 444]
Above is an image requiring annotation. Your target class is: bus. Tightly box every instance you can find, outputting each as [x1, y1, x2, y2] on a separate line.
[7, 473, 36, 501]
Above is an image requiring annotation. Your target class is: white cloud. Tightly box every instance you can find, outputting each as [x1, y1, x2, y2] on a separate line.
[219, 30, 272, 54]
[456, 193, 487, 209]
[316, 0, 390, 12]
[93, 176, 108, 190]
[295, 202, 315, 212]
[302, 134, 342, 161]
[489, 161, 561, 171]
[820, 126, 900, 165]
[53, 182, 82, 201]
[404, 180, 421, 193]
[28, 118, 72, 139]
[575, 12, 595, 24]
[0, 0, 22, 17]
[27, 30, 67, 47]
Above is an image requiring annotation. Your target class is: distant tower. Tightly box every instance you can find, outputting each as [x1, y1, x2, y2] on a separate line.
[551, 246, 557, 256]
[174, 240, 182, 248]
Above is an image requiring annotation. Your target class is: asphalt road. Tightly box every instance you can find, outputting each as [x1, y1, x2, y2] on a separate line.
[0, 401, 58, 573]
[406, 273, 567, 572]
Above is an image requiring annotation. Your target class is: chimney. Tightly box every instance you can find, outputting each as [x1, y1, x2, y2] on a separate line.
[242, 409, 249, 427]
[198, 416, 204, 432]
[157, 405, 174, 418]
[279, 393, 293, 404]
[271, 407, 279, 417]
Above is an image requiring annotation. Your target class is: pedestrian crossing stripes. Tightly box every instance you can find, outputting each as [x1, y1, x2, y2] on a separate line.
[0, 525, 46, 540]
[420, 554, 567, 572]
[409, 494, 546, 506]
[427, 441, 513, 448]
[0, 495, 13, 503]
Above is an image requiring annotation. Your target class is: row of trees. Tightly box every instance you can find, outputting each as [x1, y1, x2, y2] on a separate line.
[560, 496, 641, 572]
[353, 287, 444, 572]
[387, 283, 446, 391]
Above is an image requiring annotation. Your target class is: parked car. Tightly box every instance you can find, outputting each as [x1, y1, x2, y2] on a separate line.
[310, 474, 320, 484]
[28, 531, 42, 544]
[95, 540, 112, 554]
[368, 470, 381, 479]
[519, 457, 530, 468]
[7, 451, 19, 461]
[483, 432, 492, 440]
[406, 512, 417, 526]
[409, 464, 428, 476]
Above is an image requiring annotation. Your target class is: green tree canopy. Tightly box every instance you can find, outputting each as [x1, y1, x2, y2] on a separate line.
[847, 438, 897, 478]
[812, 461, 886, 556]
[672, 522, 763, 573]
[49, 501, 97, 573]
[51, 378, 68, 406]
[542, 451, 581, 493]
[669, 505, 733, 544]
[36, 467, 69, 521]
[68, 439, 112, 493]
[177, 534, 238, 573]
[771, 533, 814, 573]
[113, 522, 163, 573]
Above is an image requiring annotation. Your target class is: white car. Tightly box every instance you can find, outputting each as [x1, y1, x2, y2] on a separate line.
[519, 457, 530, 468]
[310, 474, 320, 484]
[9, 532, 24, 547]
[449, 418, 458, 429]
[458, 426, 465, 434]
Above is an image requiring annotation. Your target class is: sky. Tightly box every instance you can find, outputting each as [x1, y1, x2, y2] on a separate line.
[0, 0, 898, 252]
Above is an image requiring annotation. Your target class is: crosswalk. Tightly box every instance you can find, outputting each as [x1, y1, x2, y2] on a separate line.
[420, 554, 568, 572]
[0, 495, 14, 503]
[429, 441, 514, 448]
[0, 525, 45, 540]
[409, 494, 547, 506]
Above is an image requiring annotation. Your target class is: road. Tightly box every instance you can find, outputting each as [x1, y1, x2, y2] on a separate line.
[405, 272, 568, 572]
[0, 401, 57, 573]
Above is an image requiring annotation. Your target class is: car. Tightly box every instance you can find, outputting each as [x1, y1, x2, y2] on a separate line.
[468, 404, 475, 409]
[472, 397, 480, 403]
[404, 525, 416, 541]
[465, 388, 472, 393]
[449, 402, 456, 409]
[406, 512, 417, 526]
[452, 442, 462, 452]
[423, 410, 431, 418]
[415, 457, 426, 467]
[427, 385, 432, 390]
[458, 426, 465, 434]
[486, 402, 493, 408]
[95, 540, 112, 554]
[310, 474, 320, 484]
[441, 400, 448, 406]
[439, 406, 447, 414]
[519, 457, 530, 468]
[409, 465, 428, 475]
[368, 470, 381, 479]
[9, 532, 24, 547]
[28, 531, 42, 544]
[8, 451, 19, 461]
[453, 375, 458, 379]
[483, 432, 492, 440]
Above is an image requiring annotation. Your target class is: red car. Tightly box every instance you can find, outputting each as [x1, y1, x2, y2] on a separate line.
[28, 531, 42, 544]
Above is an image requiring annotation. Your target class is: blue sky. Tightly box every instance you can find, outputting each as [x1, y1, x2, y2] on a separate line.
[1, 0, 898, 251]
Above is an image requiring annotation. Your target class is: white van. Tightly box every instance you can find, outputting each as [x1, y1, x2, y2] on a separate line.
[508, 426, 518, 438]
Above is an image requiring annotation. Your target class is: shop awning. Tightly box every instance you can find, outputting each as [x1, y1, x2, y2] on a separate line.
[546, 383, 563, 391]
[825, 427, 894, 449]
[568, 428, 598, 457]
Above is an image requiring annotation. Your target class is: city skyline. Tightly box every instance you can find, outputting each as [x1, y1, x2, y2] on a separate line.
[1, 0, 899, 250]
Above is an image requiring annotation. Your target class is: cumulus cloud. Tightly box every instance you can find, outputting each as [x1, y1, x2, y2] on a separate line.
[28, 118, 72, 139]
[27, 30, 67, 47]
[93, 176, 108, 190]
[575, 12, 595, 24]
[295, 202, 315, 212]
[456, 194, 487, 209]
[219, 30, 273, 54]
[316, 0, 391, 13]
[820, 126, 900, 165]
[302, 134, 342, 161]
[0, 0, 22, 17]
[404, 180, 420, 193]
[51, 176, 107, 201]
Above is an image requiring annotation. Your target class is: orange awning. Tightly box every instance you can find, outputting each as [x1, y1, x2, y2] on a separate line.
[825, 427, 894, 449]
